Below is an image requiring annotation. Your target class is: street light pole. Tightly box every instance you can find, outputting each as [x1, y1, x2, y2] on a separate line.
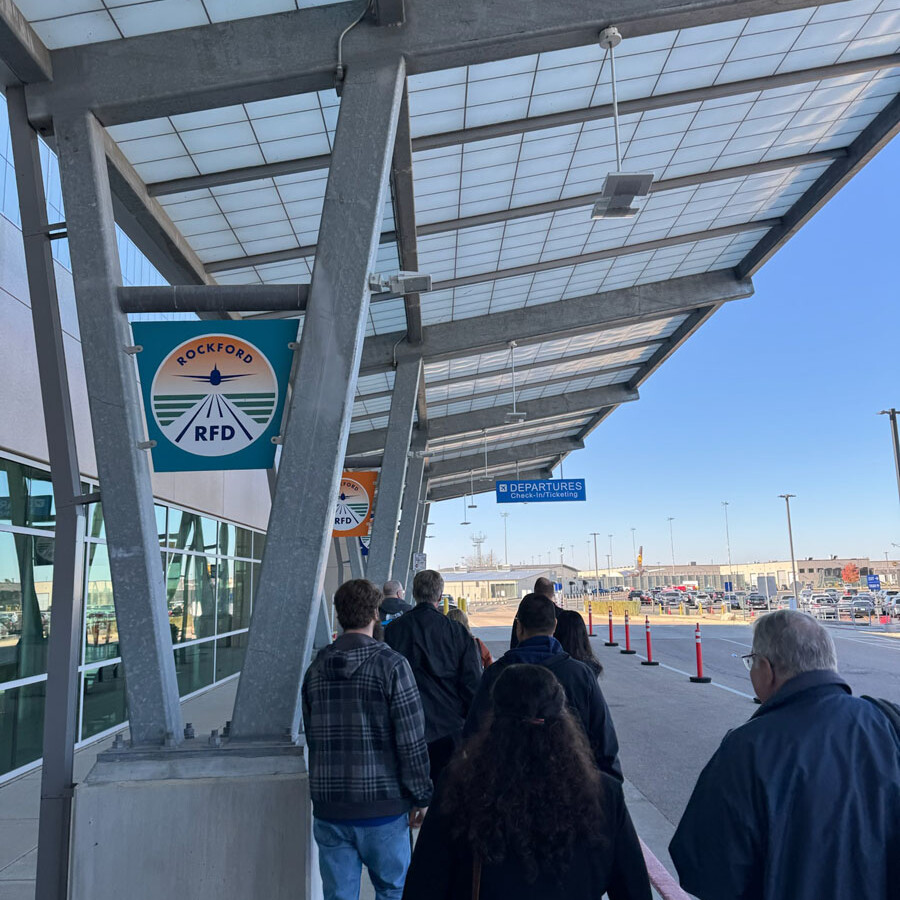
[630, 527, 637, 589]
[779, 494, 799, 609]
[590, 532, 601, 594]
[500, 512, 509, 565]
[722, 501, 733, 590]
[877, 409, 900, 508]
[667, 517, 676, 585]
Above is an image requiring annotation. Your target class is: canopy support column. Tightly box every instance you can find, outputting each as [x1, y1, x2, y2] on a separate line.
[230, 56, 406, 740]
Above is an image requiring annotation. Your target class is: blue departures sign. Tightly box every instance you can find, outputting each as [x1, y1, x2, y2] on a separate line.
[495, 478, 586, 503]
[132, 321, 296, 472]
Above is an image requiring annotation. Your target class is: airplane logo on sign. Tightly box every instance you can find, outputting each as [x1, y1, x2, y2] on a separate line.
[150, 336, 278, 458]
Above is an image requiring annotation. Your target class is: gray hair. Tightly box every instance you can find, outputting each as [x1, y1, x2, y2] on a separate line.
[413, 569, 444, 605]
[446, 606, 470, 631]
[382, 580, 403, 598]
[752, 610, 837, 678]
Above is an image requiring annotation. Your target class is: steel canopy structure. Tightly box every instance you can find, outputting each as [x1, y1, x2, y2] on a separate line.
[2, 1, 899, 895]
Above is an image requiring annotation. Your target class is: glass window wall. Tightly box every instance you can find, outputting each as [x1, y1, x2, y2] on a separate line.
[0, 451, 265, 781]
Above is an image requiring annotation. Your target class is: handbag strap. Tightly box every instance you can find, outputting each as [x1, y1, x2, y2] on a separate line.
[471, 855, 482, 900]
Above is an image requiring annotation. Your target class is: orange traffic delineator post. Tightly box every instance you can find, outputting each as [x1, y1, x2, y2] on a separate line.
[587, 603, 594, 636]
[604, 608, 618, 647]
[620, 612, 636, 654]
[690, 622, 711, 683]
[641, 615, 659, 666]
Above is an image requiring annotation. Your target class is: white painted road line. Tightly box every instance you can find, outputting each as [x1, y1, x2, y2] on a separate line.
[710, 636, 752, 648]
[632, 652, 757, 700]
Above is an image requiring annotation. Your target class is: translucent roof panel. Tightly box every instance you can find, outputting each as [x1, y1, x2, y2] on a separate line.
[108, 90, 338, 184]
[19, 1, 349, 49]
[427, 422, 588, 462]
[430, 457, 559, 487]
[408, 2, 900, 140]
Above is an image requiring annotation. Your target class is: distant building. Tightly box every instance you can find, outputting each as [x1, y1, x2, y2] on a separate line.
[439, 565, 580, 603]
[578, 557, 897, 591]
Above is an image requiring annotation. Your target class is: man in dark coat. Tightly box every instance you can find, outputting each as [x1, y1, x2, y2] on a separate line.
[385, 569, 483, 785]
[465, 593, 622, 781]
[508, 576, 561, 649]
[670, 609, 900, 900]
[380, 579, 412, 624]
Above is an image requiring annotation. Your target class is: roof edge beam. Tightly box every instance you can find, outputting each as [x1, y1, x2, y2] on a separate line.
[24, 0, 858, 128]
[427, 465, 553, 503]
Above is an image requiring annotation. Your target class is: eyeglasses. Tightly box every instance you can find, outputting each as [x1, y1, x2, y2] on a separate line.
[741, 653, 758, 672]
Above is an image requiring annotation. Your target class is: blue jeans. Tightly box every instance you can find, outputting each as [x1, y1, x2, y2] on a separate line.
[313, 815, 411, 900]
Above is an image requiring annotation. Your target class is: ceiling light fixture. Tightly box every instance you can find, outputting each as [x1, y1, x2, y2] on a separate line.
[505, 340, 527, 424]
[592, 26, 654, 220]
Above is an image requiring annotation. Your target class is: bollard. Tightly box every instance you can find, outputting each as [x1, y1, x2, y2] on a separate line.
[460, 596, 468, 613]
[641, 615, 659, 666]
[689, 622, 711, 683]
[604, 608, 617, 647]
[588, 603, 594, 636]
[443, 595, 449, 615]
[620, 612, 636, 654]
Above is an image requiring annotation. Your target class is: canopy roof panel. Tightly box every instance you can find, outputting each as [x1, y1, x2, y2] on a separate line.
[6, 0, 898, 501]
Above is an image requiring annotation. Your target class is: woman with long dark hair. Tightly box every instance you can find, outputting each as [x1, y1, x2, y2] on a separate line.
[403, 664, 651, 900]
[554, 609, 603, 677]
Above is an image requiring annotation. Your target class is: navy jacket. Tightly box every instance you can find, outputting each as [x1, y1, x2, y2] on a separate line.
[384, 602, 483, 744]
[670, 670, 900, 900]
[463, 636, 623, 782]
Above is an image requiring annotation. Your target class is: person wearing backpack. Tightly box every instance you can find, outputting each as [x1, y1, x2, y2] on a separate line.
[670, 609, 900, 900]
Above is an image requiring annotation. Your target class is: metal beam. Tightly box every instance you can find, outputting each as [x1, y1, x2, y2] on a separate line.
[428, 466, 553, 503]
[416, 498, 431, 556]
[426, 437, 584, 480]
[353, 363, 640, 423]
[0, 0, 51, 86]
[430, 456, 558, 488]
[117, 284, 308, 315]
[197, 150, 838, 274]
[365, 356, 422, 585]
[54, 109, 182, 745]
[6, 84, 84, 900]
[737, 92, 900, 278]
[25, 0, 852, 127]
[394, 435, 426, 591]
[360, 269, 754, 375]
[230, 57, 406, 741]
[357, 348, 653, 404]
[348, 382, 638, 455]
[102, 130, 213, 289]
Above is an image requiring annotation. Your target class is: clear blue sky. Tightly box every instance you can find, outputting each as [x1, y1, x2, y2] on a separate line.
[428, 137, 900, 571]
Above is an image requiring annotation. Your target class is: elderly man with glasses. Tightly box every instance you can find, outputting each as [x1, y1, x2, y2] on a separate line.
[670, 609, 900, 900]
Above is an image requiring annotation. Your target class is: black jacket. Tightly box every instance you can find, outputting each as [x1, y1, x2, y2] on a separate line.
[670, 669, 900, 900]
[380, 595, 413, 623]
[463, 636, 622, 781]
[402, 771, 651, 900]
[508, 603, 562, 648]
[384, 602, 483, 743]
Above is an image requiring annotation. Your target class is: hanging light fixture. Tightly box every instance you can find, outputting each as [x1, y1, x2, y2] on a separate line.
[460, 494, 470, 526]
[483, 429, 489, 478]
[468, 471, 478, 508]
[505, 340, 527, 424]
[591, 26, 654, 219]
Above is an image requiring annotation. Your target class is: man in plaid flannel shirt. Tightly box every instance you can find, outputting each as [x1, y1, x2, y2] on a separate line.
[302, 579, 432, 900]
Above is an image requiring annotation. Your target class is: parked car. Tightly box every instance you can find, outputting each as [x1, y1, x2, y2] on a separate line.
[746, 593, 769, 610]
[660, 591, 682, 608]
[851, 598, 876, 619]
[628, 590, 643, 601]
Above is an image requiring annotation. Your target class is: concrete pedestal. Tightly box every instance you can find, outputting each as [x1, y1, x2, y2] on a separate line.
[69, 743, 321, 900]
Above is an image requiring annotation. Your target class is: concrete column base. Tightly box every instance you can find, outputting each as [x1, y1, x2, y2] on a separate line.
[69, 743, 321, 900]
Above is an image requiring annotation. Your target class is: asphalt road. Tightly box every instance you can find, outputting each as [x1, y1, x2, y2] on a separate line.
[474, 621, 900, 828]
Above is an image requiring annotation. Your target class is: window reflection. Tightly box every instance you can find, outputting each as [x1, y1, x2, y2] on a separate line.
[81, 662, 126, 740]
[84, 544, 119, 665]
[0, 681, 45, 773]
[174, 641, 214, 696]
[0, 458, 55, 530]
[0, 531, 53, 683]
[216, 559, 251, 633]
[166, 553, 217, 642]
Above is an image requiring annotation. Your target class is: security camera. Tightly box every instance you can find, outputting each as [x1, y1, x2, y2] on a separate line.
[369, 271, 433, 294]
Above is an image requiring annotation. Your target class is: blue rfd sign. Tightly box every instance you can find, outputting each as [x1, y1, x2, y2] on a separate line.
[867, 574, 881, 590]
[495, 478, 586, 503]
